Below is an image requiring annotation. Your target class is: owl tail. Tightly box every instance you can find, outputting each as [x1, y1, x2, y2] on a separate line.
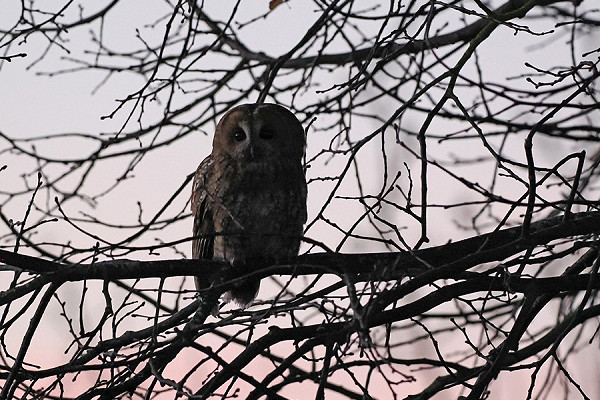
[224, 278, 261, 308]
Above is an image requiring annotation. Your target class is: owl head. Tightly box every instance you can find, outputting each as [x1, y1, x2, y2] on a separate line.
[212, 103, 305, 163]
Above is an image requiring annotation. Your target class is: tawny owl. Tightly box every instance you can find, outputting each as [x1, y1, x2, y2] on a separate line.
[191, 103, 307, 310]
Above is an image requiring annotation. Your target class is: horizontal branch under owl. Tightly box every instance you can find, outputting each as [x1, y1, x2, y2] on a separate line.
[1, 210, 599, 303]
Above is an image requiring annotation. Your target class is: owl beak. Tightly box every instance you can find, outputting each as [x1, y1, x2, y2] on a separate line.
[247, 140, 262, 160]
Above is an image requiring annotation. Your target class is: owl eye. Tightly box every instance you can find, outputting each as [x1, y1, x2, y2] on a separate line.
[232, 128, 246, 142]
[260, 128, 275, 140]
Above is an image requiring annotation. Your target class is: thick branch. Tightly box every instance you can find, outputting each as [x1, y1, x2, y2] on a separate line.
[255, 0, 566, 68]
[1, 211, 599, 304]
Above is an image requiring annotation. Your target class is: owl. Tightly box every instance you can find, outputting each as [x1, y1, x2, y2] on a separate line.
[191, 103, 307, 310]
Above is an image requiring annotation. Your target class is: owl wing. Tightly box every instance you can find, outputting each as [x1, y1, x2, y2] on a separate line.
[191, 156, 215, 260]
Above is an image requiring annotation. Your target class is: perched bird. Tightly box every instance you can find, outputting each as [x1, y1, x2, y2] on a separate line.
[191, 103, 307, 310]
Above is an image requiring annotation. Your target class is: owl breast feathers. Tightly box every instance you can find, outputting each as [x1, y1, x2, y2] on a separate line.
[191, 103, 307, 308]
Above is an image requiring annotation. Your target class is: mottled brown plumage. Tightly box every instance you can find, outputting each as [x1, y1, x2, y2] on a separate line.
[191, 103, 307, 309]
